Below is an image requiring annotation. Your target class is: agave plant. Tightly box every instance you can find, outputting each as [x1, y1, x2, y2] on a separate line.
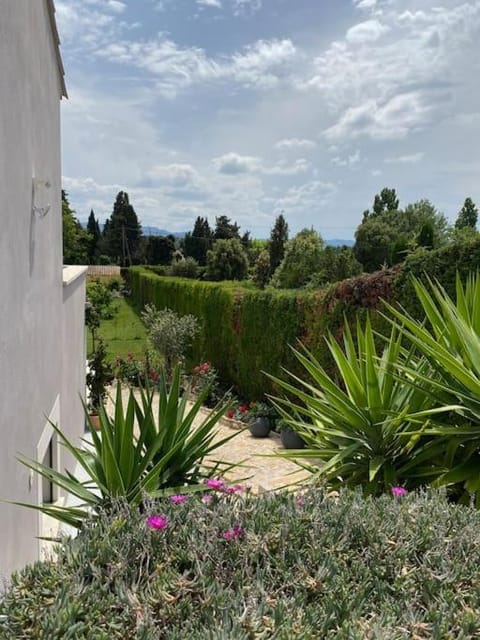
[269, 317, 456, 494]
[385, 273, 480, 495]
[12, 367, 237, 529]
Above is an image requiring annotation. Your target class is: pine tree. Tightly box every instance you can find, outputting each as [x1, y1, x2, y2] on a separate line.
[213, 215, 240, 240]
[372, 188, 399, 217]
[183, 216, 213, 265]
[86, 209, 101, 263]
[103, 191, 143, 265]
[455, 197, 478, 229]
[268, 214, 289, 274]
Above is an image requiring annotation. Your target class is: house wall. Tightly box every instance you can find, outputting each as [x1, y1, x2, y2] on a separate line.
[0, 1, 85, 578]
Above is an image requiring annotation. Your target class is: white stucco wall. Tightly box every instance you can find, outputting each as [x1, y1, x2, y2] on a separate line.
[0, 1, 85, 578]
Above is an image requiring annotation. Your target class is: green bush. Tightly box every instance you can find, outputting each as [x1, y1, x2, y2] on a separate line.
[169, 257, 199, 279]
[206, 238, 249, 281]
[4, 490, 480, 638]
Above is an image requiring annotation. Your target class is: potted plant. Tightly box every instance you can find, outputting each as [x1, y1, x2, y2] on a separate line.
[86, 339, 113, 429]
[247, 401, 275, 438]
[277, 419, 305, 449]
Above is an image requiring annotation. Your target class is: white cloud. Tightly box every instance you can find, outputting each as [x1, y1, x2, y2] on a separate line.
[233, 0, 262, 16]
[97, 37, 297, 95]
[275, 138, 317, 151]
[385, 152, 425, 164]
[197, 0, 222, 7]
[346, 19, 390, 43]
[213, 153, 261, 174]
[303, 2, 480, 142]
[147, 164, 201, 187]
[324, 91, 437, 141]
[332, 150, 362, 168]
[353, 0, 377, 9]
[212, 153, 310, 176]
[273, 180, 337, 216]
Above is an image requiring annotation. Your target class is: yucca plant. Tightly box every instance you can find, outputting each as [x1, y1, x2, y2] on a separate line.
[385, 273, 480, 495]
[12, 367, 237, 529]
[268, 317, 456, 494]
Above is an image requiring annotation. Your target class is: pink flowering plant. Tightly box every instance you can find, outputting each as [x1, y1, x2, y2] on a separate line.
[191, 361, 221, 407]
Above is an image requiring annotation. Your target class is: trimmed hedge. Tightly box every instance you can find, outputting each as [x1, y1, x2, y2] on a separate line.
[4, 490, 480, 638]
[129, 238, 480, 398]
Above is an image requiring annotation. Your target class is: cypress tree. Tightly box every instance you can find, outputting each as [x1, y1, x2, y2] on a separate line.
[455, 197, 478, 229]
[268, 214, 289, 274]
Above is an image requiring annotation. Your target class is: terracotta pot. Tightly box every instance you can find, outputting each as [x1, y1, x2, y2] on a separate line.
[88, 414, 101, 431]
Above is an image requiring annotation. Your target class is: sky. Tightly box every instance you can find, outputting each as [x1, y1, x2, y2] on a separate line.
[56, 0, 480, 240]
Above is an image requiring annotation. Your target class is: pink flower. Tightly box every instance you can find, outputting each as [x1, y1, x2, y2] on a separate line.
[205, 478, 226, 491]
[222, 524, 245, 540]
[239, 405, 249, 414]
[169, 494, 188, 504]
[194, 365, 200, 373]
[201, 494, 213, 504]
[202, 363, 210, 372]
[391, 486, 408, 497]
[146, 514, 169, 530]
[225, 484, 244, 494]
[295, 494, 303, 508]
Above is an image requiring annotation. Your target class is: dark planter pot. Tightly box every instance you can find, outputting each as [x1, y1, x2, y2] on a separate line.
[280, 429, 305, 449]
[248, 417, 271, 438]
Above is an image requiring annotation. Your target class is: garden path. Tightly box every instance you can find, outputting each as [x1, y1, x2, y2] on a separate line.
[105, 386, 308, 492]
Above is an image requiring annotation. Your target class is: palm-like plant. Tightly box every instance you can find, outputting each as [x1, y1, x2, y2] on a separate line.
[13, 367, 237, 529]
[269, 317, 454, 494]
[385, 274, 480, 494]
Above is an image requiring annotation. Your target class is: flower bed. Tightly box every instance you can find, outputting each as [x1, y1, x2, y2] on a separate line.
[3, 489, 480, 638]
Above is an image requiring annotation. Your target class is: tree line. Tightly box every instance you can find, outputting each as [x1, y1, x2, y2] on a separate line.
[63, 187, 478, 289]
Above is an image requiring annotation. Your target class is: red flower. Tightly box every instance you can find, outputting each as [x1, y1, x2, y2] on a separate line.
[202, 363, 210, 372]
[194, 365, 200, 373]
[239, 405, 249, 413]
[226, 410, 235, 419]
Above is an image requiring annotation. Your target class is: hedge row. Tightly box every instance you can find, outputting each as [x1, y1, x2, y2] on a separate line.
[129, 238, 480, 399]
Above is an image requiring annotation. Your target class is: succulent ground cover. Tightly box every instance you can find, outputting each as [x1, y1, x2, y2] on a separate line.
[2, 489, 480, 639]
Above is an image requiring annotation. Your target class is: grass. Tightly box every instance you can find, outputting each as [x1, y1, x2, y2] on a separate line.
[87, 296, 147, 362]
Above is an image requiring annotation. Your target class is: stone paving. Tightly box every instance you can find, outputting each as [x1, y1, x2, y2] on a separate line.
[105, 386, 308, 492]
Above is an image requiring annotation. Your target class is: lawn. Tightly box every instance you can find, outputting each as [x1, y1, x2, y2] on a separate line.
[87, 296, 147, 362]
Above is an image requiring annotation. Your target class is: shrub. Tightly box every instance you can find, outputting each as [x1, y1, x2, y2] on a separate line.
[5, 490, 480, 638]
[13, 369, 235, 529]
[206, 238, 249, 281]
[270, 317, 448, 494]
[252, 249, 271, 289]
[169, 257, 199, 279]
[271, 228, 324, 289]
[142, 304, 199, 375]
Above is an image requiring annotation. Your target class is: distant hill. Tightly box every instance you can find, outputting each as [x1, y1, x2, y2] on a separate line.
[80, 222, 186, 238]
[142, 226, 186, 238]
[325, 238, 354, 247]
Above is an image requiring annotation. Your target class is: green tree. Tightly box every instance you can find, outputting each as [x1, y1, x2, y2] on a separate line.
[268, 214, 289, 274]
[145, 235, 175, 265]
[271, 229, 324, 289]
[103, 191, 143, 265]
[86, 209, 101, 263]
[206, 238, 249, 281]
[213, 215, 240, 240]
[372, 188, 400, 218]
[253, 249, 271, 289]
[316, 246, 362, 284]
[354, 218, 396, 271]
[183, 216, 213, 265]
[62, 190, 90, 264]
[455, 197, 478, 230]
